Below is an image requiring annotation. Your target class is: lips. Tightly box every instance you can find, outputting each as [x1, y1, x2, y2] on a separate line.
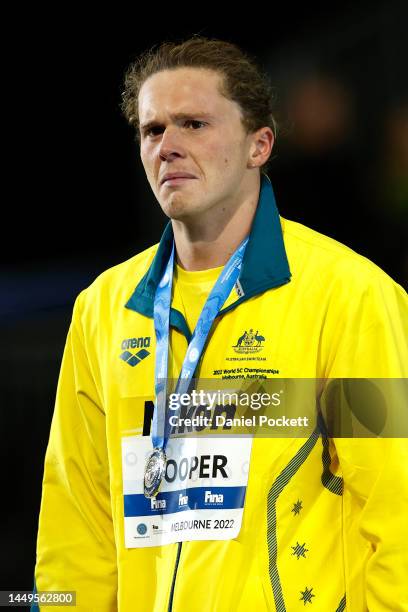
[160, 173, 196, 185]
[163, 177, 194, 187]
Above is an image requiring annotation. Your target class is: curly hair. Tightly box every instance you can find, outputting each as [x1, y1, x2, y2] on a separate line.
[121, 36, 278, 173]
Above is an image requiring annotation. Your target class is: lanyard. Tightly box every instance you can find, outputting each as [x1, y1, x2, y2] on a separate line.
[152, 236, 248, 452]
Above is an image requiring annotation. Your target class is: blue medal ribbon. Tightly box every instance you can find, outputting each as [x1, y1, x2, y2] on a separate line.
[152, 237, 248, 452]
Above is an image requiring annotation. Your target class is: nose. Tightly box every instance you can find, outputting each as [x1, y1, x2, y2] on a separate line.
[158, 126, 186, 162]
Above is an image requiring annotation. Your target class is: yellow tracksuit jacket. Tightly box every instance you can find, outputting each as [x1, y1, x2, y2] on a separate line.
[33, 175, 408, 611]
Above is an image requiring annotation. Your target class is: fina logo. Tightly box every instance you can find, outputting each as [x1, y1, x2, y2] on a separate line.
[120, 337, 151, 367]
[151, 498, 166, 511]
[178, 493, 188, 507]
[205, 490, 224, 505]
[233, 329, 265, 353]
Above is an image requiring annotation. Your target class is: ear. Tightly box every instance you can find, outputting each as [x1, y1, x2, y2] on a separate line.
[247, 127, 274, 168]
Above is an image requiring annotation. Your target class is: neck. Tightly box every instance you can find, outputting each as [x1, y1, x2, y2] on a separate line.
[173, 174, 260, 271]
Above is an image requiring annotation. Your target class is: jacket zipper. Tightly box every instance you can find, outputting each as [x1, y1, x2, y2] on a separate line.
[168, 541, 182, 612]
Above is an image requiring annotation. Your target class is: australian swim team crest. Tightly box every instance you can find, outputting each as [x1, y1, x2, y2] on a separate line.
[233, 329, 265, 354]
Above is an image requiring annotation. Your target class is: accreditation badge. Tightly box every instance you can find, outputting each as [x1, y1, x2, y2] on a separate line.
[121, 435, 253, 548]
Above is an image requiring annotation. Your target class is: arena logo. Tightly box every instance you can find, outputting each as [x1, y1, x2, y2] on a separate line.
[233, 329, 265, 353]
[119, 336, 151, 367]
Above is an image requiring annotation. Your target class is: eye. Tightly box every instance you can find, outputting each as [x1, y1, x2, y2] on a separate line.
[144, 126, 164, 137]
[142, 120, 206, 139]
[185, 120, 206, 130]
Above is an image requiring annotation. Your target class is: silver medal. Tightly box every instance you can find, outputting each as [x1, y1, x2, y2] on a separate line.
[144, 448, 167, 498]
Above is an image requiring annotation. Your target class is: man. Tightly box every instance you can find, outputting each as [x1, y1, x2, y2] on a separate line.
[33, 37, 407, 611]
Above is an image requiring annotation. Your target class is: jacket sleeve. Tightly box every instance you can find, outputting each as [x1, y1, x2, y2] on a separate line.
[323, 269, 408, 611]
[33, 290, 117, 611]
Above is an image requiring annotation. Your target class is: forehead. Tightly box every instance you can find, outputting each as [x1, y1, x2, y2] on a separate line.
[138, 67, 241, 123]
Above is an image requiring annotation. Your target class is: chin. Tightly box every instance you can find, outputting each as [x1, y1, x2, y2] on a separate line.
[166, 207, 193, 221]
[161, 197, 194, 221]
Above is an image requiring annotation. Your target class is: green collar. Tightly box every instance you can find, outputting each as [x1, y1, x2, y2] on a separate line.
[125, 174, 291, 339]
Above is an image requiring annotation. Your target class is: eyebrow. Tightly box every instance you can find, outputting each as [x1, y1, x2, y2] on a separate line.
[140, 112, 215, 132]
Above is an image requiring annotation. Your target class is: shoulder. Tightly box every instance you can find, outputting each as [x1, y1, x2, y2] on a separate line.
[280, 220, 407, 377]
[73, 242, 159, 318]
[281, 216, 406, 298]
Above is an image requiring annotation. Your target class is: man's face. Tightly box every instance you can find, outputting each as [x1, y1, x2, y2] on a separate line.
[138, 67, 256, 221]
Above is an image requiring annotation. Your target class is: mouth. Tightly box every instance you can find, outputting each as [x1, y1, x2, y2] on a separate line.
[160, 174, 197, 187]
[162, 177, 196, 187]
